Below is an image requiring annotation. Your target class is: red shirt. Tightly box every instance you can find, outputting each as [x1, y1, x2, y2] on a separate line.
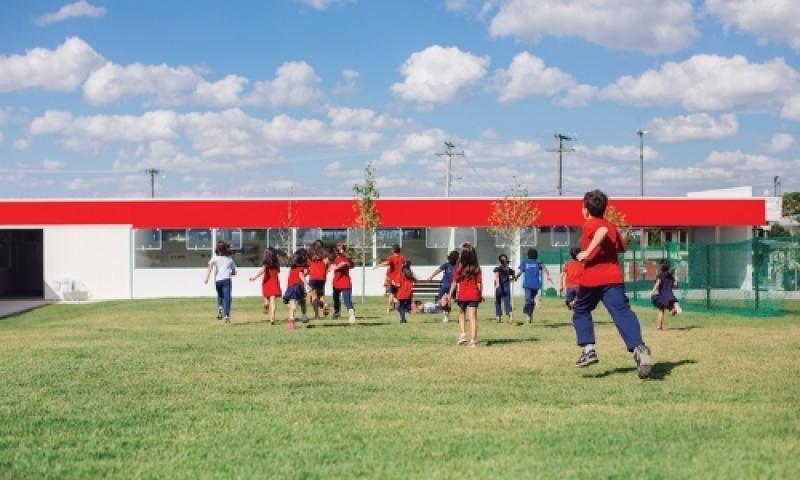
[308, 257, 327, 281]
[287, 266, 305, 287]
[563, 260, 583, 288]
[387, 254, 406, 284]
[454, 266, 482, 301]
[332, 254, 354, 289]
[396, 275, 415, 300]
[580, 217, 625, 287]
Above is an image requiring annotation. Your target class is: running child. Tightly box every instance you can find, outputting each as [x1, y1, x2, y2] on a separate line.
[204, 240, 237, 324]
[376, 244, 406, 313]
[494, 254, 515, 323]
[513, 248, 554, 324]
[307, 240, 331, 320]
[249, 247, 282, 325]
[572, 189, 653, 378]
[427, 250, 458, 323]
[283, 249, 309, 330]
[449, 242, 482, 348]
[560, 247, 583, 310]
[396, 261, 416, 324]
[650, 259, 682, 331]
[331, 243, 357, 324]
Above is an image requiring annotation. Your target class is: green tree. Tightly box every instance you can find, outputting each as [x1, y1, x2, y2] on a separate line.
[352, 164, 381, 303]
[783, 192, 800, 219]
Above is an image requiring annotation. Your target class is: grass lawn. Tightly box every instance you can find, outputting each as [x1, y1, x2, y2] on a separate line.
[1, 296, 799, 479]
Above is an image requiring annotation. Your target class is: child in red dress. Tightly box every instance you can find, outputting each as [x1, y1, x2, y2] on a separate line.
[376, 244, 406, 313]
[331, 243, 356, 324]
[449, 242, 482, 348]
[395, 261, 416, 324]
[560, 247, 583, 310]
[249, 247, 282, 325]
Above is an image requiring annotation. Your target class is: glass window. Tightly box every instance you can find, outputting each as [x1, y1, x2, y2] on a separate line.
[550, 226, 571, 247]
[237, 229, 267, 267]
[376, 228, 402, 248]
[135, 229, 213, 268]
[134, 229, 162, 250]
[477, 228, 506, 265]
[186, 229, 212, 251]
[521, 227, 538, 246]
[425, 228, 476, 248]
[267, 228, 292, 253]
[320, 228, 348, 246]
[297, 228, 321, 247]
[215, 229, 242, 250]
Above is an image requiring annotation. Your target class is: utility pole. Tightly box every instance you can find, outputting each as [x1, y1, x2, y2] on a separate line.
[637, 129, 648, 197]
[436, 141, 464, 198]
[548, 134, 574, 196]
[436, 141, 464, 251]
[774, 176, 781, 197]
[144, 168, 162, 198]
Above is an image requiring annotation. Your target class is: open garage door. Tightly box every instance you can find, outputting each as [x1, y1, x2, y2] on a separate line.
[0, 230, 44, 299]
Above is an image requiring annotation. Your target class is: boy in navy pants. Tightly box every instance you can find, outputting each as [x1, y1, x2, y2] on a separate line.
[572, 189, 653, 379]
[514, 248, 553, 324]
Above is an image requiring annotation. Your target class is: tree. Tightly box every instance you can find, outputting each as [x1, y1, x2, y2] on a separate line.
[604, 204, 635, 244]
[487, 181, 541, 274]
[352, 164, 381, 303]
[783, 192, 800, 219]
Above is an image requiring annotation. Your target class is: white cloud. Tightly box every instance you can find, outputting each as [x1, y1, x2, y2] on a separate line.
[575, 144, 660, 162]
[706, 0, 800, 53]
[31, 110, 179, 142]
[704, 150, 783, 171]
[42, 159, 65, 170]
[602, 54, 799, 112]
[401, 129, 448, 153]
[0, 130, 3, 145]
[767, 133, 795, 153]
[295, 0, 352, 10]
[334, 69, 359, 95]
[378, 149, 405, 166]
[327, 107, 404, 129]
[36, 1, 106, 26]
[556, 84, 598, 108]
[649, 166, 734, 181]
[0, 37, 105, 92]
[493, 52, 578, 103]
[782, 96, 800, 121]
[391, 45, 489, 106]
[646, 113, 739, 143]
[488, 0, 697, 55]
[247, 61, 322, 107]
[14, 138, 31, 150]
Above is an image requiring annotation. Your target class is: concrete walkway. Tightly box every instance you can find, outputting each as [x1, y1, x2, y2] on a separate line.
[0, 300, 52, 319]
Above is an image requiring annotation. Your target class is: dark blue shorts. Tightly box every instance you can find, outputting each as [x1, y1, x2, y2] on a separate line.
[458, 300, 480, 310]
[308, 279, 325, 292]
[389, 285, 399, 295]
[565, 287, 579, 304]
[436, 284, 451, 301]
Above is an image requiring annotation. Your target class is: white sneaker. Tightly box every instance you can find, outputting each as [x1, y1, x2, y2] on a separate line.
[301, 314, 308, 322]
[442, 315, 449, 323]
[674, 303, 683, 315]
[348, 309, 356, 324]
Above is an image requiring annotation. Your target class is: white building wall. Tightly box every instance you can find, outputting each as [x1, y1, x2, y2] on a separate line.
[44, 226, 132, 300]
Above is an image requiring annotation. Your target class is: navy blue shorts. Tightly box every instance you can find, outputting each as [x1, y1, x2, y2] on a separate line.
[436, 284, 451, 301]
[308, 279, 325, 292]
[565, 287, 579, 304]
[458, 300, 480, 310]
[389, 285, 399, 295]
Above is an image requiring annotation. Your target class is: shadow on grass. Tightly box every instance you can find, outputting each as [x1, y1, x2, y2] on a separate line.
[0, 303, 52, 321]
[583, 359, 697, 381]
[304, 322, 393, 328]
[668, 326, 703, 331]
[485, 337, 539, 346]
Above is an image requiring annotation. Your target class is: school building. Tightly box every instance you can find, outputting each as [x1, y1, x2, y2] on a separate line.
[0, 190, 776, 301]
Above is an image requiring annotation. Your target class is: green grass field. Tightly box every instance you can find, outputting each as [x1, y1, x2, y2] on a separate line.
[1, 297, 799, 479]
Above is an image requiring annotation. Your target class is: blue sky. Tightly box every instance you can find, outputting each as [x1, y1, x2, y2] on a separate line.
[0, 0, 798, 198]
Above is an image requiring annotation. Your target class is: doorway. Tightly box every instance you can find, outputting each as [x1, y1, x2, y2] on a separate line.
[0, 230, 44, 298]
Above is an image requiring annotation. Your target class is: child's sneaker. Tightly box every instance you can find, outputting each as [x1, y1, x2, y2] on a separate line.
[223, 316, 230, 324]
[526, 315, 533, 324]
[673, 302, 682, 316]
[633, 344, 652, 379]
[301, 314, 308, 323]
[216, 307, 223, 320]
[348, 309, 356, 324]
[496, 316, 502, 323]
[442, 314, 449, 323]
[470, 339, 479, 348]
[575, 349, 599, 368]
[457, 334, 468, 346]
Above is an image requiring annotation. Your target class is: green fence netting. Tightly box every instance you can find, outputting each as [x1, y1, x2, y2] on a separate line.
[538, 238, 800, 317]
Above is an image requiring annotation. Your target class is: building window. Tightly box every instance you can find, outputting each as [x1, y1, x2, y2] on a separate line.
[297, 228, 321, 247]
[550, 226, 571, 247]
[134, 229, 162, 250]
[267, 228, 292, 255]
[215, 229, 242, 250]
[320, 228, 348, 246]
[425, 228, 476, 248]
[185, 229, 212, 251]
[376, 228, 402, 248]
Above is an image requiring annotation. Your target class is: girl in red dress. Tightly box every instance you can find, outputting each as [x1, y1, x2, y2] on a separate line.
[249, 247, 282, 325]
[449, 243, 482, 348]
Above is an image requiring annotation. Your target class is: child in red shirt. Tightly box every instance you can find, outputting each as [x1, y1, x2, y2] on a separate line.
[249, 247, 282, 325]
[376, 244, 406, 313]
[331, 243, 356, 324]
[395, 261, 416, 324]
[449, 242, 482, 348]
[306, 240, 330, 320]
[282, 249, 309, 330]
[560, 247, 582, 310]
[572, 190, 652, 378]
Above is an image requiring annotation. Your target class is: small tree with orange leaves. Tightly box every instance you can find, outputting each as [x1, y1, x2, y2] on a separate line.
[352, 163, 381, 303]
[488, 182, 541, 270]
[604, 204, 634, 244]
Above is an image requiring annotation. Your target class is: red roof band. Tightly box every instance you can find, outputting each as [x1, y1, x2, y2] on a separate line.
[0, 198, 765, 228]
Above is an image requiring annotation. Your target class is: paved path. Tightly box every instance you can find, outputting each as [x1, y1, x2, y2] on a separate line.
[0, 300, 52, 319]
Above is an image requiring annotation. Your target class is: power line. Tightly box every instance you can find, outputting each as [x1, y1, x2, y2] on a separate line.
[435, 141, 464, 198]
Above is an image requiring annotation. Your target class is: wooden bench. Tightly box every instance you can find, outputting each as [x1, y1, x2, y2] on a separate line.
[413, 279, 443, 299]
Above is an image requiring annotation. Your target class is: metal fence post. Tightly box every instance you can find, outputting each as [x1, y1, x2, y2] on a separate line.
[705, 244, 711, 310]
